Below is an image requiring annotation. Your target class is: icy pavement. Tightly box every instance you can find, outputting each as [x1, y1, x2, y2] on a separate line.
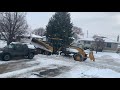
[0, 52, 120, 78]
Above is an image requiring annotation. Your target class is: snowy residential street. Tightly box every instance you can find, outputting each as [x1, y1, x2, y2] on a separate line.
[1, 12, 120, 78]
[0, 51, 120, 78]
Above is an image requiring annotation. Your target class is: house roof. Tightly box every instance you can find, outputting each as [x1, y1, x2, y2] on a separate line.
[104, 38, 119, 43]
[79, 37, 119, 43]
[80, 38, 94, 41]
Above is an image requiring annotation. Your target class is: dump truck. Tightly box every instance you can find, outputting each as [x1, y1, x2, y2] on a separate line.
[31, 38, 53, 55]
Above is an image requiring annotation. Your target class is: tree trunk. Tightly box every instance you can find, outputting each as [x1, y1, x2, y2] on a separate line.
[7, 41, 10, 45]
[7, 36, 13, 45]
[96, 47, 98, 54]
[101, 49, 103, 52]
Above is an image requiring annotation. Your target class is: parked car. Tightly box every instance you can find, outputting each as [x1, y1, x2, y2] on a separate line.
[0, 42, 37, 61]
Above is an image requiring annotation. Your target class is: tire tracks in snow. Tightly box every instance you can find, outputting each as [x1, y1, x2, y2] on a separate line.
[0, 58, 40, 74]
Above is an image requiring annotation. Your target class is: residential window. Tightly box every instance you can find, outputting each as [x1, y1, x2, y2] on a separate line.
[106, 43, 111, 48]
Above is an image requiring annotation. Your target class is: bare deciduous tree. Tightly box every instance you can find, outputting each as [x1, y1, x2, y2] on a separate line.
[72, 26, 84, 40]
[0, 12, 28, 45]
[32, 27, 45, 36]
[93, 35, 105, 53]
[93, 34, 98, 39]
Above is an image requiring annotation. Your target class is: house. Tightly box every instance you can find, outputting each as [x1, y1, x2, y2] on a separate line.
[75, 37, 120, 52]
[0, 31, 45, 43]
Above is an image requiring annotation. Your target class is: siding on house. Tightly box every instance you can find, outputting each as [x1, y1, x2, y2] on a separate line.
[104, 42, 118, 51]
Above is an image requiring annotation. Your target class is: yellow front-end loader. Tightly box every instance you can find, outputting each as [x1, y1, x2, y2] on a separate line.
[70, 46, 95, 62]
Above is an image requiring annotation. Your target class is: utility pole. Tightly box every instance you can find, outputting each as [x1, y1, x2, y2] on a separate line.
[117, 35, 119, 42]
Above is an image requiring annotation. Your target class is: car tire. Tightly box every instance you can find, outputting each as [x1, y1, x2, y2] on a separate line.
[2, 54, 11, 61]
[28, 53, 34, 59]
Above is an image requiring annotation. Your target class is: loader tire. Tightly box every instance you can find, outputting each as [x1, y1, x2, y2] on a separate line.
[73, 54, 83, 62]
[83, 54, 87, 61]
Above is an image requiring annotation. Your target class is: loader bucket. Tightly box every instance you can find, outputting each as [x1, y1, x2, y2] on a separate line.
[70, 46, 86, 57]
[89, 51, 95, 61]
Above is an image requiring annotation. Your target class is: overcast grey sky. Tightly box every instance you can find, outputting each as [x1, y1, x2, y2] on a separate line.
[26, 12, 120, 40]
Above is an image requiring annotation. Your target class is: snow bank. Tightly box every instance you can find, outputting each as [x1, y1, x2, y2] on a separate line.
[93, 51, 120, 59]
[66, 48, 79, 53]
[31, 34, 42, 39]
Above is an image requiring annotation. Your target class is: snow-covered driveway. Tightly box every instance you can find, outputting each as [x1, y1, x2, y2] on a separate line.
[0, 51, 120, 78]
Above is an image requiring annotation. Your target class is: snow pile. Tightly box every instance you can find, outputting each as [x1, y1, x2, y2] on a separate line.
[31, 34, 42, 39]
[66, 48, 79, 53]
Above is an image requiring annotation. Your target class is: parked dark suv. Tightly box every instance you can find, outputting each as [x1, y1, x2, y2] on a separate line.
[0, 42, 37, 61]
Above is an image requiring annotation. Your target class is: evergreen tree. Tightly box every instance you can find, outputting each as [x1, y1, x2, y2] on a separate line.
[46, 12, 73, 52]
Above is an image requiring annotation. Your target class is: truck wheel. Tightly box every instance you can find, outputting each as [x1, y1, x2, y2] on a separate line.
[48, 52, 52, 55]
[73, 54, 83, 62]
[2, 54, 11, 61]
[60, 52, 65, 56]
[28, 53, 34, 59]
[44, 51, 51, 55]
